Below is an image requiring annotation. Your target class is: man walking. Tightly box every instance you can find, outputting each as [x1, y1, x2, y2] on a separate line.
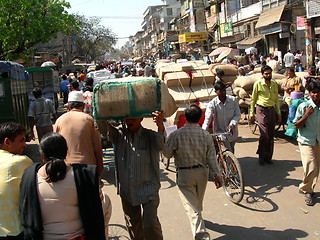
[283, 50, 295, 69]
[250, 65, 282, 165]
[0, 122, 33, 239]
[202, 81, 241, 153]
[28, 87, 58, 141]
[293, 81, 320, 206]
[104, 111, 165, 240]
[54, 91, 103, 176]
[163, 104, 222, 240]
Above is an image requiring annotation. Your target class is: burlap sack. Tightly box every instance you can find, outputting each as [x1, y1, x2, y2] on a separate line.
[93, 77, 177, 120]
[211, 64, 238, 76]
[233, 87, 249, 99]
[223, 76, 237, 84]
[239, 98, 250, 108]
[233, 75, 257, 90]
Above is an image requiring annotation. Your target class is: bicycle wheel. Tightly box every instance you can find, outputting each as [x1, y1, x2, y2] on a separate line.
[219, 151, 244, 204]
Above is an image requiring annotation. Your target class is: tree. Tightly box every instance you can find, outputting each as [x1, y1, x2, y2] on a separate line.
[0, 0, 78, 60]
[73, 15, 116, 62]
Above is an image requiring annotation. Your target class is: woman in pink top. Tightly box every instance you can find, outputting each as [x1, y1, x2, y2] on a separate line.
[20, 133, 109, 240]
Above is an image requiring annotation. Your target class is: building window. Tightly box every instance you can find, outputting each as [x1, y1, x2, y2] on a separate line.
[167, 8, 173, 16]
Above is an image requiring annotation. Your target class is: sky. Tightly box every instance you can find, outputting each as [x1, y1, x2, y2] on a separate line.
[67, 0, 164, 48]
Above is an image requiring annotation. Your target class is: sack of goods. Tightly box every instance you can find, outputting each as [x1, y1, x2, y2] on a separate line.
[93, 77, 177, 120]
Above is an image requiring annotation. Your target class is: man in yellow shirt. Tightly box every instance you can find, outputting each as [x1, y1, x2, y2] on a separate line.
[250, 65, 282, 165]
[0, 122, 33, 239]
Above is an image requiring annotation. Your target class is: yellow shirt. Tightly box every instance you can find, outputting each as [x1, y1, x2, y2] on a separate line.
[0, 150, 33, 236]
[250, 78, 281, 117]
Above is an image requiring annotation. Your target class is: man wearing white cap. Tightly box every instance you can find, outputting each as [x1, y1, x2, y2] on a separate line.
[55, 91, 103, 176]
[55, 91, 112, 238]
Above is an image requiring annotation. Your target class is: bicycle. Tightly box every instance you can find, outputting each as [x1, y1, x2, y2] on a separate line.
[212, 132, 244, 204]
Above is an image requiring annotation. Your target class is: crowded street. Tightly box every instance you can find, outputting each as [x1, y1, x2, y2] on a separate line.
[1, 1, 320, 240]
[22, 114, 320, 240]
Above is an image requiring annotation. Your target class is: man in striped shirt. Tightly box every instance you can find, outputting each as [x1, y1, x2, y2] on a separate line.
[163, 105, 222, 240]
[106, 111, 165, 240]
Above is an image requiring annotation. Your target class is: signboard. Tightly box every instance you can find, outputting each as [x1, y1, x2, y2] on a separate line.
[260, 23, 282, 35]
[178, 32, 208, 43]
[192, 0, 204, 8]
[306, 0, 320, 18]
[297, 16, 306, 30]
[210, 5, 216, 14]
[207, 15, 218, 28]
[189, 6, 196, 32]
[315, 27, 320, 34]
[220, 23, 233, 35]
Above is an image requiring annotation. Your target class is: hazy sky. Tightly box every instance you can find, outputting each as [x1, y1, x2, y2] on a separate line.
[67, 0, 164, 48]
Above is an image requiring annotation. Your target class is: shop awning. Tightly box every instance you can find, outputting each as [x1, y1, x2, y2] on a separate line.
[255, 4, 285, 29]
[236, 36, 263, 45]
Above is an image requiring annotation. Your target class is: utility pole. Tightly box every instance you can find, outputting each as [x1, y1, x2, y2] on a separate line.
[305, 17, 315, 68]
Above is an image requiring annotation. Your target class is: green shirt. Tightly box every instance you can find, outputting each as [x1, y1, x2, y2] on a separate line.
[293, 100, 320, 146]
[250, 78, 281, 117]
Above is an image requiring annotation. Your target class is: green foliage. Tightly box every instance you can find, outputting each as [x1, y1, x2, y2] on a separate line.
[0, 0, 78, 60]
[73, 15, 116, 62]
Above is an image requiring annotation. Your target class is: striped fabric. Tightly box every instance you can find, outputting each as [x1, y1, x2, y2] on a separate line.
[0, 150, 33, 236]
[107, 124, 165, 206]
[163, 123, 220, 176]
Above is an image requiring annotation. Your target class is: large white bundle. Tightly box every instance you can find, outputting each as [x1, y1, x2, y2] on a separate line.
[164, 72, 190, 87]
[93, 77, 177, 120]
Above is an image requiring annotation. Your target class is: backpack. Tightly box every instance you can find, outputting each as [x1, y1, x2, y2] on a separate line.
[285, 98, 308, 138]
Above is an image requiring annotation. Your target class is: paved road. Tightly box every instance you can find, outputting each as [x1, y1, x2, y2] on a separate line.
[23, 117, 320, 240]
[101, 119, 320, 240]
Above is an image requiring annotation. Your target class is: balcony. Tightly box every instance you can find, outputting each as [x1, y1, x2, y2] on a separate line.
[230, 1, 262, 23]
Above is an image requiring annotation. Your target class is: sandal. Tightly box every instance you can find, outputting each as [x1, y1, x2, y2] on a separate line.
[299, 190, 317, 198]
[305, 193, 315, 206]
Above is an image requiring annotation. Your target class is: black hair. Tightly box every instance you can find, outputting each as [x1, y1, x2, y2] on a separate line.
[294, 58, 301, 64]
[261, 65, 272, 74]
[214, 81, 226, 91]
[68, 101, 85, 109]
[62, 75, 67, 80]
[287, 67, 295, 73]
[70, 80, 79, 89]
[216, 70, 225, 77]
[85, 77, 93, 86]
[306, 80, 320, 92]
[39, 132, 68, 183]
[185, 104, 202, 123]
[0, 122, 26, 144]
[32, 87, 42, 98]
[249, 64, 255, 70]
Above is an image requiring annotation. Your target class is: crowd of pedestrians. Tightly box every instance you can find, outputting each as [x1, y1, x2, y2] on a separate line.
[1, 51, 320, 240]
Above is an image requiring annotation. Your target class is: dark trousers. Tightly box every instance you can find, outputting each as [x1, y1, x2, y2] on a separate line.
[0, 233, 23, 240]
[62, 91, 69, 104]
[256, 105, 276, 159]
[121, 197, 163, 240]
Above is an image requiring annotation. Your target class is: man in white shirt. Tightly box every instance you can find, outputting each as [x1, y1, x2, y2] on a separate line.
[202, 81, 241, 153]
[283, 50, 295, 69]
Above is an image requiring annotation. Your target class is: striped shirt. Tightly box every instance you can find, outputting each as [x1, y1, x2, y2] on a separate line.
[107, 124, 165, 206]
[0, 150, 33, 236]
[163, 123, 220, 176]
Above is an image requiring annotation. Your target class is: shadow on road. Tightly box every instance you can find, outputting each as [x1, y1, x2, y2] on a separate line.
[204, 221, 308, 240]
[236, 157, 301, 212]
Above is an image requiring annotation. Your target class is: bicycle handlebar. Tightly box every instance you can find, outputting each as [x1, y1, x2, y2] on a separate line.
[211, 132, 232, 137]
